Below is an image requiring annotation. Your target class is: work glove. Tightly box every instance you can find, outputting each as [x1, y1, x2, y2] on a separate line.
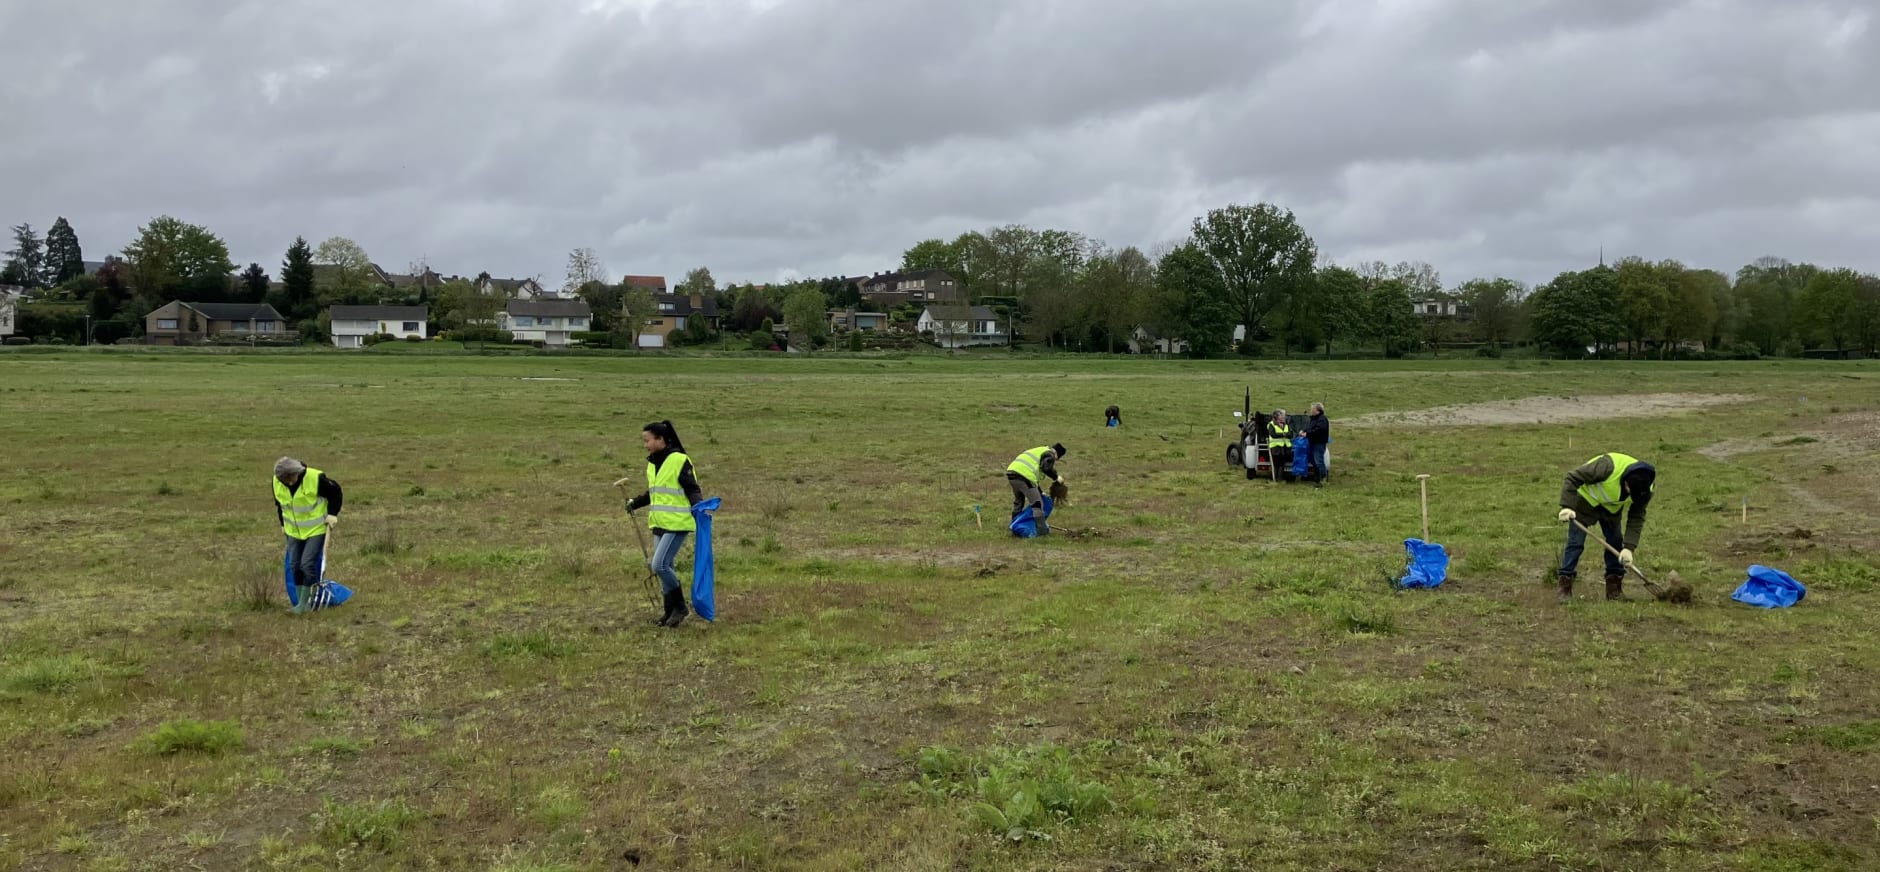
[1618, 548, 1635, 568]
[1055, 475, 1067, 487]
[324, 514, 339, 528]
[623, 500, 636, 515]
[1557, 508, 1576, 523]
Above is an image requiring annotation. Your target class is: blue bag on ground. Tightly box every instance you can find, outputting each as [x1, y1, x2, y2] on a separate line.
[1396, 538, 1448, 589]
[1291, 435, 1310, 478]
[284, 542, 353, 610]
[1732, 564, 1805, 609]
[1010, 495, 1054, 538]
[691, 498, 721, 622]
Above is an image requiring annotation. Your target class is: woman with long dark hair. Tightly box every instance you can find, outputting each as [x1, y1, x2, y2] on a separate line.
[621, 420, 703, 626]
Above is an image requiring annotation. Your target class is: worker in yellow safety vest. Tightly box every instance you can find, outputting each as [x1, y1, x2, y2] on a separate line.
[622, 420, 704, 627]
[1006, 443, 1066, 532]
[273, 457, 343, 614]
[1555, 452, 1656, 602]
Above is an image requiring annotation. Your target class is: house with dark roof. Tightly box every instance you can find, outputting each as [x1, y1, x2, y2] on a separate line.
[860, 269, 964, 309]
[916, 305, 1005, 349]
[479, 275, 549, 300]
[144, 301, 289, 345]
[637, 292, 721, 348]
[500, 299, 592, 347]
[329, 305, 430, 348]
[312, 262, 396, 294]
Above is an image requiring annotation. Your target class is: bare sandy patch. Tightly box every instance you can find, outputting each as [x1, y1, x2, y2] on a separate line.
[1346, 392, 1755, 428]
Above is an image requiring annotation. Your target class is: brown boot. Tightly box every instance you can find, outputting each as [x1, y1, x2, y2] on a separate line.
[1605, 574, 1625, 601]
[1557, 574, 1574, 603]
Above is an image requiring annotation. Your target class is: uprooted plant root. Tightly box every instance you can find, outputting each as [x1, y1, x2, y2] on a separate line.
[1656, 570, 1695, 605]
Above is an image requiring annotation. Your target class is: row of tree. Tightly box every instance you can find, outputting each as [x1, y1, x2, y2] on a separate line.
[882, 206, 1880, 357]
[10, 207, 1878, 357]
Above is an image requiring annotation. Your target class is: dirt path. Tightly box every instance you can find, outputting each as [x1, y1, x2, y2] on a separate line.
[1346, 392, 1755, 428]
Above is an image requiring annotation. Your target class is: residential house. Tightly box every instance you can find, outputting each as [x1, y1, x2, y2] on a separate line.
[480, 276, 548, 299]
[1128, 326, 1188, 355]
[329, 305, 430, 348]
[500, 299, 592, 347]
[917, 305, 1005, 349]
[828, 309, 890, 332]
[144, 301, 288, 345]
[860, 270, 964, 310]
[312, 262, 396, 296]
[1411, 298, 1473, 319]
[0, 286, 20, 338]
[622, 275, 669, 294]
[385, 268, 447, 297]
[637, 293, 721, 348]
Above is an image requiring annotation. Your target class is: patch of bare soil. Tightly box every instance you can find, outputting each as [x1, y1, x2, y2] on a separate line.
[1701, 411, 1880, 461]
[1703, 412, 1880, 551]
[1347, 393, 1754, 428]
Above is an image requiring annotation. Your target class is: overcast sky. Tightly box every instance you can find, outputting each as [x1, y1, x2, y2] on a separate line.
[2, 0, 1875, 288]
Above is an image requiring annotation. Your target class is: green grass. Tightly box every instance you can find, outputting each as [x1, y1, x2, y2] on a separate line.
[2, 655, 93, 695]
[141, 718, 243, 756]
[316, 797, 421, 851]
[2, 350, 1879, 868]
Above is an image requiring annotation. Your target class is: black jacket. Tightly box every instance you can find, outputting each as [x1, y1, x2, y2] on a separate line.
[625, 448, 703, 531]
[273, 474, 343, 528]
[1305, 413, 1330, 446]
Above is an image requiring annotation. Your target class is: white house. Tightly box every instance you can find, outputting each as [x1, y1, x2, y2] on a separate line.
[917, 305, 1005, 349]
[1411, 298, 1473, 318]
[500, 299, 592, 347]
[329, 305, 429, 348]
[0, 287, 20, 338]
[1128, 326, 1188, 355]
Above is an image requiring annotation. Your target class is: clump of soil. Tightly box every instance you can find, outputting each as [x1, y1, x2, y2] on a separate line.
[1659, 570, 1694, 605]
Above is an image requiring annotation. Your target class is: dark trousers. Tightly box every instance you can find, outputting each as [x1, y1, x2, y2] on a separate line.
[1008, 474, 1044, 519]
[1560, 514, 1624, 578]
[285, 534, 326, 586]
[1307, 442, 1329, 482]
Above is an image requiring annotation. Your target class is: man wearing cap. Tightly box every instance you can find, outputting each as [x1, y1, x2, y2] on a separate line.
[1555, 452, 1655, 602]
[273, 457, 343, 614]
[1006, 443, 1067, 534]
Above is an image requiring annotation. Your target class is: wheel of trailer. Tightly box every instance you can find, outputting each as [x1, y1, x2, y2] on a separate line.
[1226, 444, 1242, 468]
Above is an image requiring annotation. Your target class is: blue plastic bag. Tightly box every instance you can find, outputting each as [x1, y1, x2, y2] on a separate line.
[1291, 435, 1310, 479]
[691, 498, 721, 622]
[1106, 419, 1119, 428]
[1395, 538, 1448, 589]
[1732, 564, 1805, 609]
[1009, 495, 1054, 538]
[284, 540, 353, 610]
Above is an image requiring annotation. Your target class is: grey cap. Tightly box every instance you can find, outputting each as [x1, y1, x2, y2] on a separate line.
[274, 456, 306, 479]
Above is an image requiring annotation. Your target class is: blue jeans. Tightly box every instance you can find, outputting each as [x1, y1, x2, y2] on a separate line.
[1559, 514, 1623, 578]
[649, 531, 691, 594]
[1308, 443, 1329, 482]
[285, 534, 326, 586]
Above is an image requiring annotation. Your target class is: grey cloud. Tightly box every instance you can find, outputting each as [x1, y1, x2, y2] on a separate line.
[1, 0, 1875, 288]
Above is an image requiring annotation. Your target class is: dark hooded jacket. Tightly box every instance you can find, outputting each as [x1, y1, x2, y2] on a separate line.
[1560, 456, 1655, 549]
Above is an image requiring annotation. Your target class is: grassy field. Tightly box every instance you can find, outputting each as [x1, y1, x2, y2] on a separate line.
[2, 351, 1879, 871]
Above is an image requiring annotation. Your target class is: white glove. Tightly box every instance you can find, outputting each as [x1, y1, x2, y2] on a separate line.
[1557, 508, 1576, 523]
[1055, 475, 1067, 487]
[1618, 549, 1635, 568]
[325, 514, 339, 527]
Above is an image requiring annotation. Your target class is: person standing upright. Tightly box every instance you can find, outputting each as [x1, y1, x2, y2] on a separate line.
[622, 421, 704, 627]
